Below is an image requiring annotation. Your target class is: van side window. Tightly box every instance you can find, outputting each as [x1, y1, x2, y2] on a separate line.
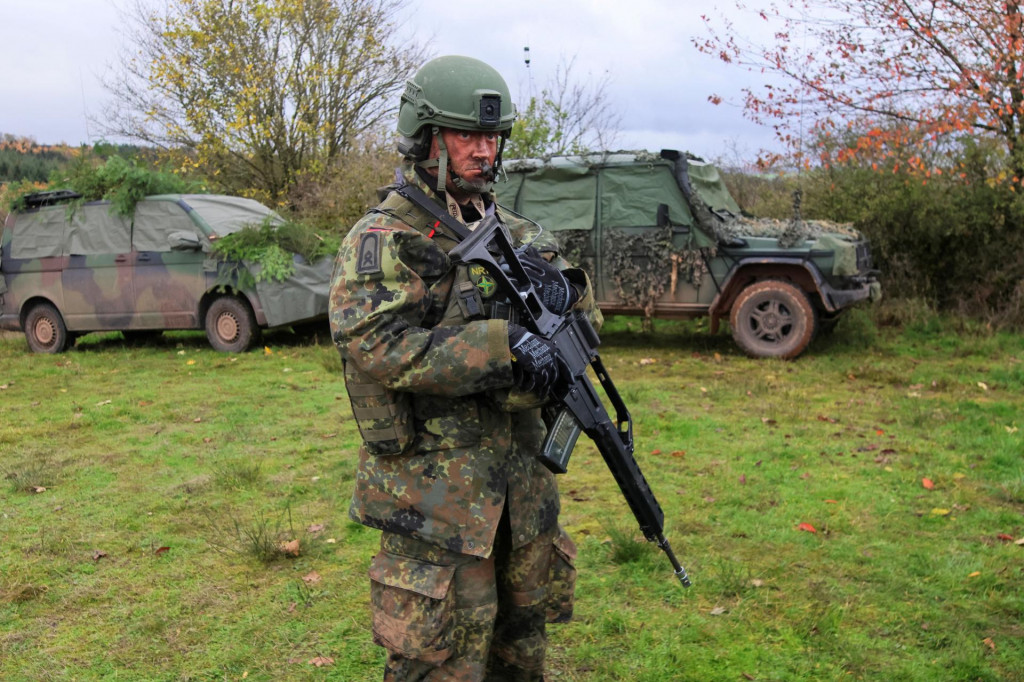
[133, 200, 200, 252]
[68, 205, 131, 255]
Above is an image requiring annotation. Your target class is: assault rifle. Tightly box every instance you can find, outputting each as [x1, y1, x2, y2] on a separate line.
[450, 215, 691, 588]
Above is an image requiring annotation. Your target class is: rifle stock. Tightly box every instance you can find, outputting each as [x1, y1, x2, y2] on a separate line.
[450, 216, 691, 588]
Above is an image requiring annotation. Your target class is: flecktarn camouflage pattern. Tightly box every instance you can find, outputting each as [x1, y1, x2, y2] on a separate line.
[330, 166, 594, 679]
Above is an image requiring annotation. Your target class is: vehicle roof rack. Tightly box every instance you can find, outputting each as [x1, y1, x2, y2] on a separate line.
[21, 190, 83, 208]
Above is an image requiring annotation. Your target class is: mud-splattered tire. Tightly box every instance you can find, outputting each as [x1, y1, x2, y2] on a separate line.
[730, 280, 817, 359]
[205, 296, 259, 352]
[24, 302, 71, 354]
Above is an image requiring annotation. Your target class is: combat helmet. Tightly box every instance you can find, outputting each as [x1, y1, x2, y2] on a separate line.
[397, 55, 516, 195]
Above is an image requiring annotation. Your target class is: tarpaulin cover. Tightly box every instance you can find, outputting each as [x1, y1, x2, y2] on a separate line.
[252, 255, 334, 327]
[686, 160, 742, 215]
[11, 207, 68, 259]
[600, 164, 694, 228]
[133, 199, 203, 251]
[501, 155, 697, 231]
[513, 163, 596, 232]
[179, 194, 282, 236]
[69, 204, 130, 255]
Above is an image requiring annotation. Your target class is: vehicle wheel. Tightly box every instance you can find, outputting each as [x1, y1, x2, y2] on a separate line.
[24, 303, 71, 354]
[730, 280, 817, 359]
[205, 296, 259, 352]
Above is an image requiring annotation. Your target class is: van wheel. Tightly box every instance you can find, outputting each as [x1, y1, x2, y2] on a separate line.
[730, 280, 817, 359]
[205, 296, 259, 352]
[25, 303, 71, 353]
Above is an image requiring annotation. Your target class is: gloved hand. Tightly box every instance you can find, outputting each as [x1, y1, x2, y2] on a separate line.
[507, 324, 563, 397]
[504, 247, 579, 315]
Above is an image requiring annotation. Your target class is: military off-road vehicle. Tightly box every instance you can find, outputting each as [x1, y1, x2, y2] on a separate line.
[497, 150, 881, 358]
[0, 191, 333, 353]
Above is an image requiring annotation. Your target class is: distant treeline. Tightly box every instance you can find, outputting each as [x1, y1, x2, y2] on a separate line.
[0, 136, 148, 184]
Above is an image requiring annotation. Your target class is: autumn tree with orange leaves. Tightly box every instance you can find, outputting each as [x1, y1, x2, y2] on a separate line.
[697, 1, 1024, 182]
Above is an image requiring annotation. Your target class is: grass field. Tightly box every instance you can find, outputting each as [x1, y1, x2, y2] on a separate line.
[1, 311, 1021, 681]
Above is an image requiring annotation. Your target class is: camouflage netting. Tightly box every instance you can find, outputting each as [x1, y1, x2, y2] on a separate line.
[723, 216, 863, 246]
[602, 227, 715, 321]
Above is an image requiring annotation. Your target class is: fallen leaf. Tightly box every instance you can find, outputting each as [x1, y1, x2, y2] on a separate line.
[825, 499, 838, 504]
[309, 656, 334, 667]
[762, 418, 777, 426]
[797, 523, 817, 533]
[32, 486, 47, 494]
[1016, 537, 1024, 546]
[742, 674, 755, 681]
[302, 571, 321, 584]
[977, 381, 989, 391]
[264, 346, 273, 355]
[95, 399, 112, 406]
[750, 579, 764, 587]
[287, 602, 297, 613]
[638, 357, 657, 365]
[922, 478, 935, 490]
[709, 606, 727, 615]
[670, 450, 685, 458]
[931, 508, 951, 516]
[997, 534, 1014, 542]
[876, 429, 884, 435]
[982, 637, 996, 651]
[817, 415, 838, 423]
[650, 449, 662, 455]
[307, 523, 326, 533]
[738, 474, 746, 484]
[325, 538, 337, 544]
[154, 546, 171, 556]
[968, 571, 981, 578]
[281, 539, 300, 557]
[92, 550, 108, 561]
[192, 417, 202, 423]
[1006, 426, 1019, 434]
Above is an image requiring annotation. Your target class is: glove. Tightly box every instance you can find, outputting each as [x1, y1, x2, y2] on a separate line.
[504, 247, 579, 315]
[507, 323, 563, 397]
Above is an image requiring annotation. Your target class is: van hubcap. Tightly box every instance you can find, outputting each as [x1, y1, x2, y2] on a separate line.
[216, 313, 239, 342]
[34, 318, 55, 345]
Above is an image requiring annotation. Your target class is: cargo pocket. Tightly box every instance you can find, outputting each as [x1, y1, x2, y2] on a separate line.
[369, 551, 457, 666]
[545, 529, 577, 624]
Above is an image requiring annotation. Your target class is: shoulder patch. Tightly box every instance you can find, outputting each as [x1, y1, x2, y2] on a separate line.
[356, 231, 384, 275]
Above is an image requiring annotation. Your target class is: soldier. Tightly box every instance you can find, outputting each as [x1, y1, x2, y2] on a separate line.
[329, 55, 601, 681]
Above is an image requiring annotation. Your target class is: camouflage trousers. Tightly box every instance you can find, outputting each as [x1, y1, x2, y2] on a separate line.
[368, 510, 577, 682]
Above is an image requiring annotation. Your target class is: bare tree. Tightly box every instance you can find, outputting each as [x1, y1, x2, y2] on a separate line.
[100, 0, 425, 203]
[506, 55, 621, 159]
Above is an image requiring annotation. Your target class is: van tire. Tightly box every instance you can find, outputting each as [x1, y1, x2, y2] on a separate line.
[730, 280, 816, 359]
[25, 303, 71, 354]
[205, 296, 259, 352]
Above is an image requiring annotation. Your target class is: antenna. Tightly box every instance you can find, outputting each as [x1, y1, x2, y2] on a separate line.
[523, 45, 534, 97]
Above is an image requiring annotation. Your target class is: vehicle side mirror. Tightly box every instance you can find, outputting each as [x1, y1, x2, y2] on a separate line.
[657, 203, 670, 227]
[168, 231, 203, 251]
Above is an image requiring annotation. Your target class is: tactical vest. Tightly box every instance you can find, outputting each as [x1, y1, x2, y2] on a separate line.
[343, 191, 519, 456]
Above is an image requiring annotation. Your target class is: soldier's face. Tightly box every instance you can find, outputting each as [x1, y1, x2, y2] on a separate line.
[430, 128, 499, 198]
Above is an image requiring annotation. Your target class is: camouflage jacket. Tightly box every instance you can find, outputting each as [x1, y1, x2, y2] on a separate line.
[329, 166, 599, 558]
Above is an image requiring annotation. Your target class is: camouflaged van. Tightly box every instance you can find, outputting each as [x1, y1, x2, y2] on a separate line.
[0, 191, 332, 353]
[498, 150, 881, 358]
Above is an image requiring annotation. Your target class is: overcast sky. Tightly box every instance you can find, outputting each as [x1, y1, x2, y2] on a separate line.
[2, 0, 780, 161]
